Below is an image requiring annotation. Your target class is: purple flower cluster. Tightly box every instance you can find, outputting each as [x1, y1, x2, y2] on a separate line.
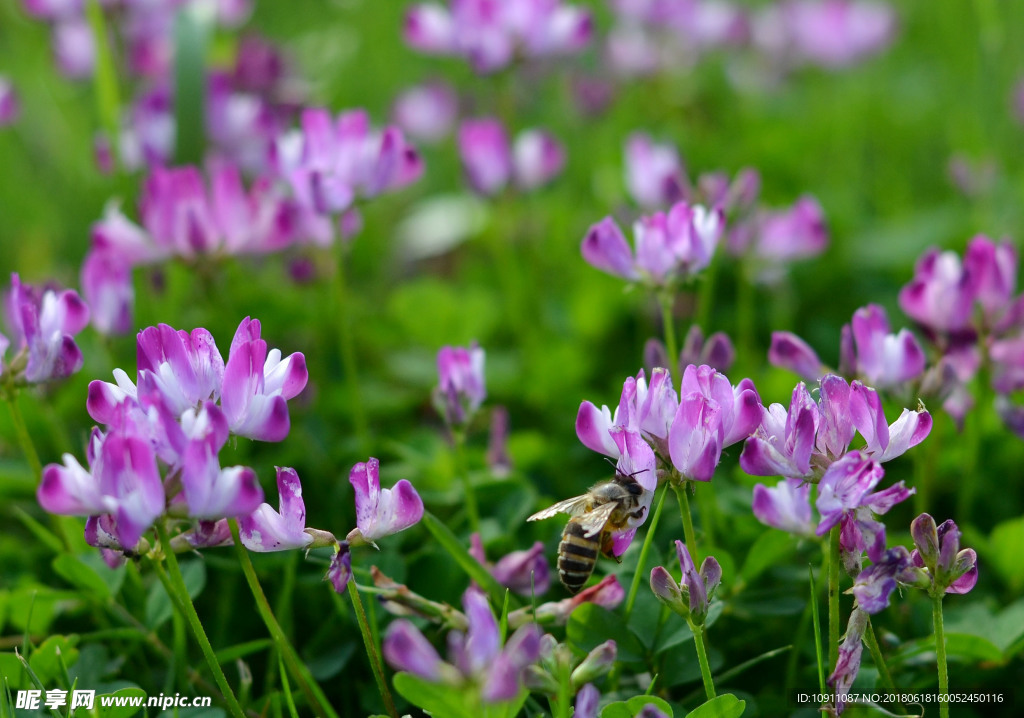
[458, 119, 566, 195]
[38, 317, 306, 554]
[607, 0, 895, 78]
[899, 235, 1024, 435]
[582, 202, 723, 287]
[434, 342, 487, 427]
[771, 303, 927, 391]
[650, 540, 722, 626]
[1, 274, 90, 386]
[744, 375, 930, 570]
[404, 0, 592, 74]
[617, 133, 828, 283]
[852, 513, 978, 614]
[384, 587, 542, 703]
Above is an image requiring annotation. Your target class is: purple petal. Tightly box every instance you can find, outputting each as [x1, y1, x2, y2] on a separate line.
[238, 467, 311, 552]
[575, 684, 601, 718]
[849, 382, 889, 455]
[458, 118, 512, 195]
[769, 331, 823, 383]
[350, 456, 424, 541]
[649, 565, 683, 606]
[947, 550, 978, 594]
[512, 129, 565, 190]
[910, 513, 939, 569]
[752, 478, 814, 536]
[492, 542, 551, 596]
[815, 451, 884, 536]
[581, 217, 638, 280]
[463, 587, 500, 672]
[668, 393, 723, 481]
[874, 407, 932, 462]
[97, 433, 164, 549]
[326, 543, 352, 593]
[575, 401, 620, 457]
[39, 454, 113, 516]
[383, 619, 445, 680]
[816, 374, 855, 460]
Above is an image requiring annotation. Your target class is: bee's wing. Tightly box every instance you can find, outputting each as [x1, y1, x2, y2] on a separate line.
[577, 501, 618, 538]
[527, 495, 591, 522]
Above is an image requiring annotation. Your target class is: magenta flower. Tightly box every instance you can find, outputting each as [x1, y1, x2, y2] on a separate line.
[434, 342, 486, 426]
[470, 534, 552, 596]
[668, 364, 761, 481]
[770, 304, 926, 391]
[274, 107, 422, 215]
[623, 132, 687, 209]
[392, 82, 458, 143]
[816, 451, 913, 565]
[0, 77, 19, 126]
[134, 324, 224, 416]
[747, 196, 828, 277]
[582, 202, 723, 286]
[221, 317, 308, 442]
[238, 467, 314, 552]
[39, 430, 164, 550]
[755, 0, 895, 69]
[457, 119, 566, 195]
[644, 328, 735, 380]
[909, 514, 979, 595]
[650, 540, 722, 626]
[741, 375, 931, 481]
[851, 546, 917, 614]
[348, 458, 424, 545]
[404, 0, 592, 73]
[2, 273, 90, 385]
[527, 575, 625, 626]
[383, 588, 542, 702]
[574, 683, 601, 718]
[53, 19, 95, 79]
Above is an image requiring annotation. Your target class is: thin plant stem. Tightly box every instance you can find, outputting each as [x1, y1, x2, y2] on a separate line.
[5, 394, 42, 481]
[153, 524, 245, 718]
[691, 624, 716, 700]
[347, 579, 399, 718]
[672, 482, 700, 564]
[333, 247, 371, 456]
[827, 526, 841, 676]
[623, 483, 670, 620]
[227, 520, 340, 718]
[808, 566, 827, 718]
[864, 618, 906, 715]
[659, 293, 679, 378]
[452, 429, 480, 533]
[932, 594, 950, 718]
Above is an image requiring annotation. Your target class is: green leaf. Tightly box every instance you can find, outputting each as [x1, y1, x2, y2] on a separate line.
[172, 6, 209, 165]
[420, 511, 510, 607]
[95, 687, 146, 717]
[890, 632, 1004, 667]
[12, 507, 65, 555]
[145, 560, 204, 629]
[393, 672, 474, 718]
[0, 654, 26, 690]
[53, 554, 112, 600]
[28, 635, 80, 686]
[568, 604, 646, 663]
[684, 693, 746, 718]
[737, 531, 795, 589]
[601, 695, 673, 718]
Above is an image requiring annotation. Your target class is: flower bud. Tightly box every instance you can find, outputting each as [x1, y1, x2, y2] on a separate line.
[910, 513, 939, 571]
[650, 566, 686, 617]
[571, 640, 617, 686]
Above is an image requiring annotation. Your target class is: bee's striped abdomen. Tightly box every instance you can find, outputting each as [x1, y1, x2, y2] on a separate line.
[558, 519, 600, 594]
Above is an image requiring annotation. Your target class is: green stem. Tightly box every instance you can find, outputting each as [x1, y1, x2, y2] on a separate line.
[154, 524, 245, 718]
[807, 566, 826, 716]
[736, 269, 755, 367]
[691, 623, 716, 700]
[623, 483, 670, 620]
[347, 580, 398, 718]
[827, 527, 841, 676]
[659, 293, 679, 377]
[334, 248, 371, 456]
[864, 618, 906, 714]
[672, 482, 700, 564]
[452, 429, 480, 533]
[5, 394, 42, 481]
[84, 0, 122, 161]
[932, 594, 949, 718]
[227, 521, 340, 718]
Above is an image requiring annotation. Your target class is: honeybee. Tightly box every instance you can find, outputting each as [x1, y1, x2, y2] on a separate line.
[527, 470, 647, 594]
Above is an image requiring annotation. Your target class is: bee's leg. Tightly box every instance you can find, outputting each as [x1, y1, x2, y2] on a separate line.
[599, 532, 624, 563]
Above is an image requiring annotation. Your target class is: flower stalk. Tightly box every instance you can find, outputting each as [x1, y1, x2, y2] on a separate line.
[932, 594, 949, 718]
[228, 520, 339, 718]
[623, 482, 670, 620]
[154, 523, 245, 718]
[692, 626, 716, 700]
[828, 525, 841, 676]
[347, 578, 399, 718]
